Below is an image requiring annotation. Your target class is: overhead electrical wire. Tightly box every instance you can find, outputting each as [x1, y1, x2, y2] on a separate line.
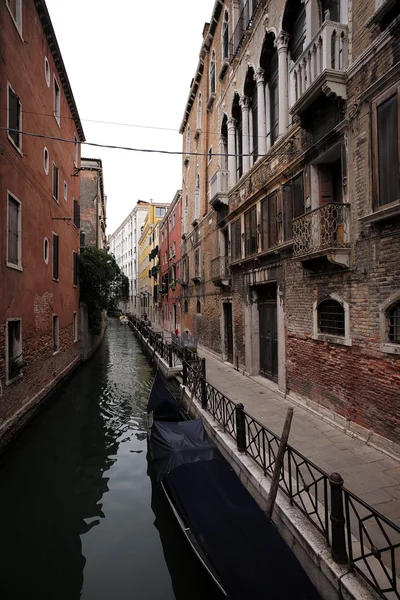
[0, 126, 302, 158]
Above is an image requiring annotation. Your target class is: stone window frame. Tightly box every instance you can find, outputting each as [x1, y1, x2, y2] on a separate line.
[6, 0, 23, 39]
[44, 57, 50, 87]
[312, 293, 352, 346]
[7, 190, 23, 272]
[7, 81, 23, 154]
[44, 237, 49, 264]
[209, 50, 216, 96]
[221, 9, 230, 62]
[44, 147, 49, 174]
[380, 292, 400, 355]
[53, 75, 61, 127]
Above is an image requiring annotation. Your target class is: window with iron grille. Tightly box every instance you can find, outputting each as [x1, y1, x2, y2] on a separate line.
[52, 233, 59, 280]
[244, 206, 257, 256]
[73, 199, 80, 228]
[389, 303, 400, 343]
[231, 218, 241, 260]
[317, 299, 345, 337]
[261, 193, 278, 250]
[8, 84, 21, 149]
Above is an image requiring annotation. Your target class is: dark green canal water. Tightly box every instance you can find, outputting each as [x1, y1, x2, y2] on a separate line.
[0, 319, 223, 600]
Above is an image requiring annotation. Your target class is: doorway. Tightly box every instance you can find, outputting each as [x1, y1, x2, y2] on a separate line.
[223, 303, 234, 364]
[258, 284, 278, 382]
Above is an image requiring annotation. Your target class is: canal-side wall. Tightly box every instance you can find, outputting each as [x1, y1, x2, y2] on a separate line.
[180, 388, 379, 600]
[80, 304, 107, 361]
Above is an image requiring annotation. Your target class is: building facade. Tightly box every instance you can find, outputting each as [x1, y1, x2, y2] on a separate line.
[108, 200, 149, 314]
[138, 202, 169, 321]
[80, 158, 107, 250]
[180, 0, 400, 444]
[0, 0, 85, 445]
[159, 191, 182, 333]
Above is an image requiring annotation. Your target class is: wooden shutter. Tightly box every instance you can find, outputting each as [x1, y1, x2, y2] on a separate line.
[318, 165, 334, 206]
[283, 183, 293, 241]
[53, 234, 59, 280]
[268, 193, 277, 248]
[293, 173, 304, 217]
[73, 199, 80, 227]
[377, 93, 400, 207]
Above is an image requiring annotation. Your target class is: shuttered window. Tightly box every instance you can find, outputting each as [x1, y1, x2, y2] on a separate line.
[8, 195, 20, 265]
[375, 92, 400, 208]
[261, 193, 277, 250]
[73, 251, 78, 286]
[52, 233, 59, 280]
[244, 206, 257, 256]
[73, 199, 80, 228]
[8, 85, 21, 149]
[283, 173, 304, 241]
[231, 219, 242, 260]
[52, 163, 59, 201]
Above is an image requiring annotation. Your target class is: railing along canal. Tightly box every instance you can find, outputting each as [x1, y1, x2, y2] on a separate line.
[182, 360, 400, 600]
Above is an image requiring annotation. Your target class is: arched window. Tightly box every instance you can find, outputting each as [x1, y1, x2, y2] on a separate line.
[260, 33, 279, 147]
[186, 126, 190, 155]
[232, 94, 242, 181]
[220, 115, 228, 170]
[194, 172, 200, 219]
[283, 1, 306, 63]
[389, 303, 400, 343]
[184, 300, 188, 314]
[317, 299, 345, 336]
[222, 11, 229, 61]
[210, 50, 216, 95]
[196, 300, 201, 314]
[244, 68, 258, 163]
[196, 93, 202, 131]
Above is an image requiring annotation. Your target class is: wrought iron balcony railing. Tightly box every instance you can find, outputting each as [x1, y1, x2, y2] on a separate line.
[229, 0, 261, 60]
[209, 169, 229, 206]
[289, 20, 348, 113]
[292, 203, 350, 258]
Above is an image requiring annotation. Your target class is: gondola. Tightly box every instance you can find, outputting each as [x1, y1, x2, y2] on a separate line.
[147, 375, 322, 600]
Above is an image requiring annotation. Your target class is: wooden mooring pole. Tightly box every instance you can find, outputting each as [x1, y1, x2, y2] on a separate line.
[266, 407, 293, 519]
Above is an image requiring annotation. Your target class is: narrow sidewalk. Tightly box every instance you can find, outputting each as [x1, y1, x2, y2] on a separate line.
[197, 346, 400, 525]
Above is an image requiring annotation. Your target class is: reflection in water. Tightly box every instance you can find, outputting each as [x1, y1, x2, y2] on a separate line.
[0, 319, 222, 600]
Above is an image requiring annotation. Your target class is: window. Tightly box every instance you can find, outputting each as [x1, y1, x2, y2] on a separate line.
[222, 10, 229, 61]
[52, 233, 59, 280]
[197, 93, 202, 130]
[8, 83, 22, 150]
[269, 51, 279, 146]
[244, 206, 257, 256]
[210, 51, 216, 95]
[7, 319, 22, 382]
[7, 193, 21, 269]
[194, 248, 200, 276]
[53, 76, 60, 125]
[195, 173, 200, 220]
[44, 237, 49, 264]
[73, 199, 80, 228]
[44, 147, 49, 174]
[231, 219, 242, 260]
[186, 126, 191, 156]
[208, 147, 213, 163]
[73, 134, 78, 167]
[283, 173, 304, 241]
[196, 300, 201, 314]
[317, 299, 345, 337]
[173, 242, 176, 256]
[53, 315, 59, 353]
[52, 163, 59, 201]
[6, 0, 22, 34]
[184, 300, 188, 313]
[73, 251, 78, 286]
[73, 312, 78, 343]
[374, 90, 400, 208]
[261, 193, 278, 250]
[64, 181, 68, 201]
[389, 303, 400, 343]
[155, 207, 166, 218]
[44, 57, 50, 86]
[80, 231, 86, 247]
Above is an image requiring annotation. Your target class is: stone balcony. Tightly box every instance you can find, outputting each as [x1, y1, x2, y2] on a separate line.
[292, 202, 350, 268]
[290, 20, 348, 116]
[209, 169, 229, 207]
[211, 256, 231, 287]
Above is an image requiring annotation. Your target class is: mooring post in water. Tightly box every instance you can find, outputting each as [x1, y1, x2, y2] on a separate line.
[329, 472, 348, 565]
[236, 403, 246, 453]
[266, 407, 293, 519]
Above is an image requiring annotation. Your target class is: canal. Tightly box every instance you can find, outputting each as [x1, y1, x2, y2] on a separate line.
[0, 319, 223, 600]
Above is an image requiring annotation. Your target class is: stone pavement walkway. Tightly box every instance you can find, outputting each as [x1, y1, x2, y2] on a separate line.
[147, 321, 400, 524]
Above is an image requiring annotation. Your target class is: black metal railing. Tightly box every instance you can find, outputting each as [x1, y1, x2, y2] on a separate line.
[182, 363, 400, 599]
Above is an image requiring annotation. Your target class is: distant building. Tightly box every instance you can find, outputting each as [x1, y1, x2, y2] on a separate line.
[159, 191, 182, 332]
[80, 158, 107, 249]
[108, 201, 149, 314]
[138, 202, 169, 321]
[0, 0, 84, 447]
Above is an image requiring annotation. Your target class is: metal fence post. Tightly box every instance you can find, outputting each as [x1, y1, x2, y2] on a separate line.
[169, 345, 173, 368]
[201, 357, 206, 380]
[236, 403, 246, 453]
[182, 350, 187, 386]
[329, 472, 348, 565]
[201, 377, 207, 409]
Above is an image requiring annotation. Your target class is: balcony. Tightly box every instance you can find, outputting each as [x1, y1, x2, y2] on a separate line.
[292, 203, 350, 268]
[209, 169, 229, 207]
[211, 256, 231, 287]
[289, 21, 348, 116]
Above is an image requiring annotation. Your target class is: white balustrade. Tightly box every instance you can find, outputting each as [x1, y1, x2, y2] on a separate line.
[209, 169, 229, 204]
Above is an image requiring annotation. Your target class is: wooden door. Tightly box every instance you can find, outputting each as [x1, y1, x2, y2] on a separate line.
[258, 286, 278, 381]
[224, 303, 234, 364]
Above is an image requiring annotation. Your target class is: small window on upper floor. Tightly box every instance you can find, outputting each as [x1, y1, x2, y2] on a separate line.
[44, 147, 49, 174]
[196, 300, 201, 314]
[155, 207, 166, 218]
[64, 181, 68, 201]
[208, 147, 213, 163]
[8, 83, 22, 151]
[184, 300, 188, 314]
[7, 192, 22, 270]
[44, 57, 50, 87]
[196, 93, 202, 131]
[53, 76, 61, 125]
[388, 302, 400, 344]
[186, 126, 191, 156]
[222, 10, 229, 61]
[317, 299, 345, 337]
[6, 0, 22, 36]
[52, 163, 59, 201]
[210, 51, 216, 95]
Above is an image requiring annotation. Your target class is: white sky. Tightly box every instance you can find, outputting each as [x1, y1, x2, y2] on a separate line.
[46, 0, 216, 234]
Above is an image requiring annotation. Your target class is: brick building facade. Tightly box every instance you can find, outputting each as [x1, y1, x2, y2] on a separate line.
[159, 191, 182, 333]
[80, 158, 107, 249]
[0, 0, 85, 447]
[180, 0, 400, 445]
